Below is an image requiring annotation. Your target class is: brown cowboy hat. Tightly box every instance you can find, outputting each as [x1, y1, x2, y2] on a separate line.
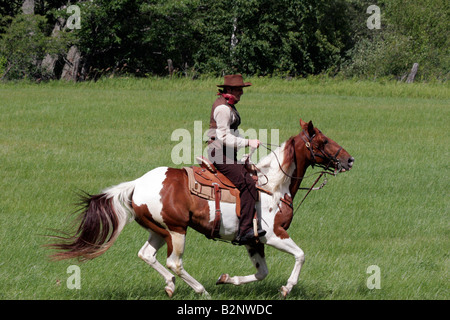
[217, 74, 252, 88]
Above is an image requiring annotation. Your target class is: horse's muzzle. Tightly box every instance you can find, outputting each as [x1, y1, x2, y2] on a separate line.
[339, 156, 354, 172]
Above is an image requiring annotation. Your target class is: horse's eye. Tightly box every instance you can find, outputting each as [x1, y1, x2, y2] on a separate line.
[324, 140, 329, 145]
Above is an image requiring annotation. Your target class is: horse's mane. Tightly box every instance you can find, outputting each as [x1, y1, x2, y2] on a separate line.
[256, 136, 296, 209]
[281, 136, 296, 170]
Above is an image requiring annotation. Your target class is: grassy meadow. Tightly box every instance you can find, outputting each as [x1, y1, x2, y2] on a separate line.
[0, 77, 448, 300]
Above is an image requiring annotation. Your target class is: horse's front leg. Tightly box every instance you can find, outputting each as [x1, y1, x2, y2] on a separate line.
[266, 235, 305, 298]
[216, 242, 268, 286]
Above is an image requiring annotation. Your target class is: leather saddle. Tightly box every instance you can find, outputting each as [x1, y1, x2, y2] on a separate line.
[183, 157, 241, 215]
[183, 157, 271, 239]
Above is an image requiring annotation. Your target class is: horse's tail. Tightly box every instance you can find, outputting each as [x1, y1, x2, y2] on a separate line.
[48, 180, 136, 261]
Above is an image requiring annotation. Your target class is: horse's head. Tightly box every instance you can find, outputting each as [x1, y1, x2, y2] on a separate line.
[299, 119, 354, 173]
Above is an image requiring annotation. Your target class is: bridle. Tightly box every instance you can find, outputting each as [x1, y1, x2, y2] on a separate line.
[258, 130, 344, 215]
[259, 130, 343, 180]
[299, 130, 343, 173]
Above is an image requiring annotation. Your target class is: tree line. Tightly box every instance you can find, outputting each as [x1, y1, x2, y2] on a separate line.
[0, 0, 448, 81]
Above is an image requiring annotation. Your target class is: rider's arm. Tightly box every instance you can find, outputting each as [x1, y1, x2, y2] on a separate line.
[214, 105, 249, 149]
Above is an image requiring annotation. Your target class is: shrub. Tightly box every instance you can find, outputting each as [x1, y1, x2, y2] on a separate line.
[0, 13, 70, 80]
[342, 0, 449, 81]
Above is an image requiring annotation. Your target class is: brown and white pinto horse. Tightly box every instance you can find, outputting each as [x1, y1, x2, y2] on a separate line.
[49, 119, 354, 298]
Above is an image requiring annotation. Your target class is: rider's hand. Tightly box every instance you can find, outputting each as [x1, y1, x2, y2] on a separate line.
[248, 139, 260, 149]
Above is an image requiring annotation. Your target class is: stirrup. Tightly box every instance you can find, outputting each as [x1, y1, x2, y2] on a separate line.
[253, 218, 266, 237]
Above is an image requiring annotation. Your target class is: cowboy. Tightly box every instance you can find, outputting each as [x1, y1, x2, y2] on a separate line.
[207, 74, 265, 245]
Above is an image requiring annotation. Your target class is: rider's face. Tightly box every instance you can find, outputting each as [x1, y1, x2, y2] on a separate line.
[226, 87, 244, 103]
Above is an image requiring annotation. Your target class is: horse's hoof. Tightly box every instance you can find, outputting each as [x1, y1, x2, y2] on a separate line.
[216, 273, 229, 285]
[165, 286, 174, 298]
[279, 286, 289, 299]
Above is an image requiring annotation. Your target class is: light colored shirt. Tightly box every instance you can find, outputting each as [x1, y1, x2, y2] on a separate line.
[214, 104, 249, 149]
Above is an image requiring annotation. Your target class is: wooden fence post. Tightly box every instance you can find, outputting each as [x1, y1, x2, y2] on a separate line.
[167, 59, 174, 77]
[406, 63, 419, 83]
[61, 46, 81, 81]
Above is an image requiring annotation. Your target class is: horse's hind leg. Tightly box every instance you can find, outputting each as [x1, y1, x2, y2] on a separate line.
[165, 231, 210, 298]
[216, 242, 268, 286]
[138, 231, 176, 297]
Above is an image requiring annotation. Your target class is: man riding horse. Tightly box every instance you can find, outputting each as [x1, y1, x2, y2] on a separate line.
[207, 74, 265, 245]
[48, 74, 355, 298]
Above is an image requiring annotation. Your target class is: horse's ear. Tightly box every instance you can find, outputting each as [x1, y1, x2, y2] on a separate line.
[300, 119, 315, 137]
[299, 119, 307, 130]
[307, 120, 315, 137]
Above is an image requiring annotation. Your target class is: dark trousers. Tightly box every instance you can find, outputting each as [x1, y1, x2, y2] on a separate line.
[213, 159, 258, 236]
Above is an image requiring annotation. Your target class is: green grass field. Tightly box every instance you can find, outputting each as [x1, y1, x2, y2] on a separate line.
[0, 77, 448, 300]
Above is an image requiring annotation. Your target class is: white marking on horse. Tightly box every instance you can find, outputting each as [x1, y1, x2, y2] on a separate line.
[133, 166, 168, 228]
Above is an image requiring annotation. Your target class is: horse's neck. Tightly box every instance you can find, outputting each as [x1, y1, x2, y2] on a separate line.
[256, 144, 308, 205]
[288, 156, 308, 199]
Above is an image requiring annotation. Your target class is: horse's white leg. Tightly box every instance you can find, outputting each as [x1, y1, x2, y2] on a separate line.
[216, 242, 268, 286]
[266, 235, 305, 298]
[166, 231, 210, 298]
[138, 232, 176, 297]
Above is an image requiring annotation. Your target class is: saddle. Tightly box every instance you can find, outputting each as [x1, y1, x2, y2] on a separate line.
[183, 157, 241, 215]
[183, 156, 271, 239]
